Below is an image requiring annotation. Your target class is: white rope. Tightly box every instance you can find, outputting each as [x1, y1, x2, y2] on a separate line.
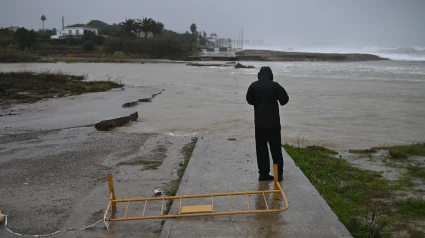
[3, 214, 104, 237]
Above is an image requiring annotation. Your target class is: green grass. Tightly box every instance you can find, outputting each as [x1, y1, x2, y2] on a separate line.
[394, 198, 425, 219]
[407, 229, 425, 238]
[284, 144, 400, 237]
[306, 145, 338, 155]
[382, 156, 425, 183]
[117, 160, 162, 170]
[349, 148, 378, 154]
[405, 165, 425, 182]
[377, 143, 425, 159]
[0, 49, 38, 63]
[0, 70, 123, 106]
[286, 143, 425, 237]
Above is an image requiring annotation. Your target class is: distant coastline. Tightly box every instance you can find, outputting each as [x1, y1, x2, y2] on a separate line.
[0, 49, 389, 63]
[190, 49, 389, 62]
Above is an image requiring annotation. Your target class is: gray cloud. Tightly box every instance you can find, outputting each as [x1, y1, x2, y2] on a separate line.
[1, 0, 424, 47]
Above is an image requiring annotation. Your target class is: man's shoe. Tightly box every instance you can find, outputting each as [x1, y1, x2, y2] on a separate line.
[278, 176, 283, 181]
[259, 174, 274, 181]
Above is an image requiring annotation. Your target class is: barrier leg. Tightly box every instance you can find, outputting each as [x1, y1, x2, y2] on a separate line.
[273, 164, 279, 200]
[107, 174, 117, 211]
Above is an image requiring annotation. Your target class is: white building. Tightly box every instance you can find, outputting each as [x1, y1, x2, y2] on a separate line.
[51, 24, 98, 39]
[217, 38, 231, 48]
[5, 26, 20, 32]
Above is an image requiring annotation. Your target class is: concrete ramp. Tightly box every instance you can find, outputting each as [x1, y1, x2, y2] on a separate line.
[160, 138, 352, 238]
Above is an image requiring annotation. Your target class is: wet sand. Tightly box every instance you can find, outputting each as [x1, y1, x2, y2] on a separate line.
[0, 127, 193, 237]
[0, 84, 193, 237]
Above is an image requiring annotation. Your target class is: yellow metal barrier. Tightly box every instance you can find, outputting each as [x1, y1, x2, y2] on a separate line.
[104, 164, 289, 223]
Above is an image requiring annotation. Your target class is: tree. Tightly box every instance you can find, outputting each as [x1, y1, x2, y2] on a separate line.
[190, 23, 197, 35]
[139, 17, 154, 38]
[118, 18, 138, 37]
[41, 15, 46, 30]
[151, 21, 164, 37]
[87, 20, 121, 36]
[37, 28, 57, 39]
[14, 28, 37, 50]
[203, 31, 207, 38]
[0, 29, 14, 48]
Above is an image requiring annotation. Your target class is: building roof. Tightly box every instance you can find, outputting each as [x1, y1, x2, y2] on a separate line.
[5, 26, 20, 31]
[65, 24, 97, 29]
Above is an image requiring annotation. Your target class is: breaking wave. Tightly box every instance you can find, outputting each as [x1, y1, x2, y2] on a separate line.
[244, 44, 425, 61]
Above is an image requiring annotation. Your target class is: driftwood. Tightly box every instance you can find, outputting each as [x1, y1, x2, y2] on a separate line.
[95, 112, 138, 131]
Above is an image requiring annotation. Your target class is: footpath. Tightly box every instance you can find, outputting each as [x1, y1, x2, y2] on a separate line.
[160, 138, 352, 238]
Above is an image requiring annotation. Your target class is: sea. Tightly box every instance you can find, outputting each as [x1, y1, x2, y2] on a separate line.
[1, 47, 424, 149]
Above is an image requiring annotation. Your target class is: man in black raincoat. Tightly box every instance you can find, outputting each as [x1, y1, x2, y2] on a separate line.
[246, 66, 289, 181]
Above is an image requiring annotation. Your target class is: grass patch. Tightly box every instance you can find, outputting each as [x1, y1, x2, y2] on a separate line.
[117, 160, 162, 170]
[284, 144, 399, 237]
[306, 145, 338, 154]
[0, 49, 38, 63]
[382, 156, 425, 183]
[164, 137, 198, 215]
[117, 144, 168, 170]
[377, 143, 425, 159]
[349, 148, 378, 155]
[407, 229, 425, 238]
[405, 165, 425, 182]
[0, 70, 123, 107]
[394, 198, 425, 219]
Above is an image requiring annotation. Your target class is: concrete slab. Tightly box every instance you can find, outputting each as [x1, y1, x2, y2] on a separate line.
[160, 138, 352, 238]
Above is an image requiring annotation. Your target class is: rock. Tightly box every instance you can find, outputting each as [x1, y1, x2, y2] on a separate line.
[235, 62, 255, 69]
[138, 98, 152, 103]
[122, 101, 139, 108]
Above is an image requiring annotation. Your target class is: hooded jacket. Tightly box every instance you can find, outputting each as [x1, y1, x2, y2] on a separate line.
[246, 67, 289, 130]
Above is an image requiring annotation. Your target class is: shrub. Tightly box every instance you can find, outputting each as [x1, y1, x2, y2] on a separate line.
[82, 41, 95, 51]
[103, 38, 190, 57]
[92, 35, 105, 45]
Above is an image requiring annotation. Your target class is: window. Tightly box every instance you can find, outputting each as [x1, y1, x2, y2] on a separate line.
[76, 30, 79, 35]
[68, 30, 72, 35]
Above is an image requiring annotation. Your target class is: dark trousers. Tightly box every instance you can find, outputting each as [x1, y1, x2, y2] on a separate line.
[255, 125, 284, 176]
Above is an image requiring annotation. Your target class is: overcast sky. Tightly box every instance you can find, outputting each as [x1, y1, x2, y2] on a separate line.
[1, 0, 424, 47]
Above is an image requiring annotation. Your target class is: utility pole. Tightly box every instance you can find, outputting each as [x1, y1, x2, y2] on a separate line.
[236, 34, 240, 49]
[241, 27, 243, 50]
[62, 16, 64, 30]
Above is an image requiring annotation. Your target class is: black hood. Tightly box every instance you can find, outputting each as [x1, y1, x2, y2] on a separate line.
[257, 66, 273, 81]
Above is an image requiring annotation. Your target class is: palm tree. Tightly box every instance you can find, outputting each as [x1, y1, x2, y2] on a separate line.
[139, 17, 154, 38]
[41, 15, 46, 30]
[118, 18, 137, 37]
[190, 23, 197, 35]
[151, 21, 164, 37]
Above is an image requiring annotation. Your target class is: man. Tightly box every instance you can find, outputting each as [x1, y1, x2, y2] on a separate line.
[246, 66, 289, 181]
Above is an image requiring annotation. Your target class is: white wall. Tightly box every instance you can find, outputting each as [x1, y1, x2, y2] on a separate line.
[63, 27, 98, 36]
